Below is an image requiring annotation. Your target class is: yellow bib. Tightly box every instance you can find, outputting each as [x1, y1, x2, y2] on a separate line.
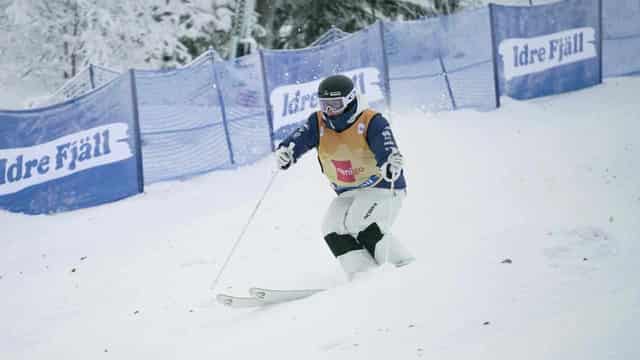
[317, 110, 383, 191]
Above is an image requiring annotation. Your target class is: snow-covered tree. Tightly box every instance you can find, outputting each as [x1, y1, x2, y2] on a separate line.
[0, 0, 225, 90]
[177, 0, 237, 60]
[259, 0, 485, 50]
[432, 0, 485, 14]
[263, 0, 433, 50]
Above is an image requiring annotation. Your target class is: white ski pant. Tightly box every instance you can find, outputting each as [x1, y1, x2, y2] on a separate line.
[321, 187, 414, 278]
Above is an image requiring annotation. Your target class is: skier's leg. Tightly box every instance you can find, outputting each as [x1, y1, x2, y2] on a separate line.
[344, 188, 414, 266]
[361, 224, 415, 267]
[322, 193, 376, 279]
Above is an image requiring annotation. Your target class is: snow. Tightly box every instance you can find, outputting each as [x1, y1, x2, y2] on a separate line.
[2, 76, 640, 359]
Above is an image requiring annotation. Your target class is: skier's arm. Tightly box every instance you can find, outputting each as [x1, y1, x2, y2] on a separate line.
[276, 114, 319, 169]
[366, 114, 402, 167]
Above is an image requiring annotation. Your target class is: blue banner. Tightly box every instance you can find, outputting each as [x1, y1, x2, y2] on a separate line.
[261, 22, 389, 142]
[0, 73, 142, 214]
[490, 0, 602, 99]
[602, 0, 640, 77]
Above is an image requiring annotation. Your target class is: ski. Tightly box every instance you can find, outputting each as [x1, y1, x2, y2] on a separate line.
[215, 293, 265, 308]
[216, 287, 324, 308]
[249, 287, 324, 302]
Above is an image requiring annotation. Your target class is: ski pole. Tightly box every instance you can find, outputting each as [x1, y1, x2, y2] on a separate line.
[384, 172, 397, 264]
[210, 168, 280, 292]
[380, 152, 401, 265]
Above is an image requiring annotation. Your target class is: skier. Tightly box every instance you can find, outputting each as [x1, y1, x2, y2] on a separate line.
[275, 74, 414, 279]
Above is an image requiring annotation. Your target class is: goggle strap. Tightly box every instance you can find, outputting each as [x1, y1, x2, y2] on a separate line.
[319, 87, 356, 113]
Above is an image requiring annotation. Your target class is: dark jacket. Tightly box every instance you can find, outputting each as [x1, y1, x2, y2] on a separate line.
[277, 110, 407, 195]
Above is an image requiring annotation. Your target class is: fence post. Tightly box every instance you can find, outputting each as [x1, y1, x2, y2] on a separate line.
[598, 0, 603, 83]
[437, 16, 457, 110]
[377, 21, 393, 113]
[437, 55, 457, 110]
[128, 69, 145, 193]
[211, 53, 235, 165]
[488, 4, 502, 108]
[258, 49, 275, 150]
[89, 64, 96, 90]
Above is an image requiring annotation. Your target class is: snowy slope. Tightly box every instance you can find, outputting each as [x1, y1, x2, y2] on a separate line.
[1, 77, 640, 360]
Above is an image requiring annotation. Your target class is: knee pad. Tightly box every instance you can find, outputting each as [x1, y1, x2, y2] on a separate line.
[324, 233, 363, 257]
[357, 223, 384, 258]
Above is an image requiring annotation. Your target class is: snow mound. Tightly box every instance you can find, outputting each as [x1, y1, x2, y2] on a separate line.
[1, 77, 639, 359]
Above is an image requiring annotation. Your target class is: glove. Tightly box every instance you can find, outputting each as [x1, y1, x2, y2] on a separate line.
[276, 142, 295, 170]
[380, 149, 403, 182]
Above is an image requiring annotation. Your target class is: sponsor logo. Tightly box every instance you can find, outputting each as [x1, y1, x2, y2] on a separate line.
[381, 127, 393, 140]
[331, 159, 366, 183]
[236, 90, 261, 108]
[498, 27, 597, 80]
[363, 202, 378, 220]
[270, 67, 385, 132]
[357, 123, 366, 135]
[0, 124, 133, 196]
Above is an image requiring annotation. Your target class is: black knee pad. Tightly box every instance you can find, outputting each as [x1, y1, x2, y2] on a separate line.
[324, 233, 363, 257]
[357, 223, 384, 257]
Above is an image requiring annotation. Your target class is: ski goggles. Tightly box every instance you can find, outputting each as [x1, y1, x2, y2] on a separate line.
[319, 88, 356, 115]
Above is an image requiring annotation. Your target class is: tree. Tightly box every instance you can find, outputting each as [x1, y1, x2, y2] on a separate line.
[177, 0, 237, 60]
[0, 0, 224, 90]
[258, 0, 485, 50]
[262, 0, 433, 50]
[432, 0, 484, 14]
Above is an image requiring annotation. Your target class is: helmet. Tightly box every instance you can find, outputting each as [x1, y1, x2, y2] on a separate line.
[318, 75, 358, 131]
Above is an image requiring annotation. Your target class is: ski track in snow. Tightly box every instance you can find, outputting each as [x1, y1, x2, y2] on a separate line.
[1, 77, 640, 359]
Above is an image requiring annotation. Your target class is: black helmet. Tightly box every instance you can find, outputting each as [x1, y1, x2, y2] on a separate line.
[318, 75, 357, 116]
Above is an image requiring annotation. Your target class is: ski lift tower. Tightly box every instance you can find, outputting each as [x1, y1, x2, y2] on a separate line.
[229, 0, 257, 59]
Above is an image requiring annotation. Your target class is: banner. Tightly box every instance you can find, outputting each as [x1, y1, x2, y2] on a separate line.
[269, 67, 385, 133]
[261, 23, 389, 142]
[490, 0, 602, 99]
[602, 0, 640, 77]
[0, 73, 142, 214]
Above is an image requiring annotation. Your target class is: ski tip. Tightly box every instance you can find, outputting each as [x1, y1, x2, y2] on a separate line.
[215, 293, 266, 308]
[252, 290, 266, 299]
[248, 287, 325, 301]
[215, 294, 234, 307]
